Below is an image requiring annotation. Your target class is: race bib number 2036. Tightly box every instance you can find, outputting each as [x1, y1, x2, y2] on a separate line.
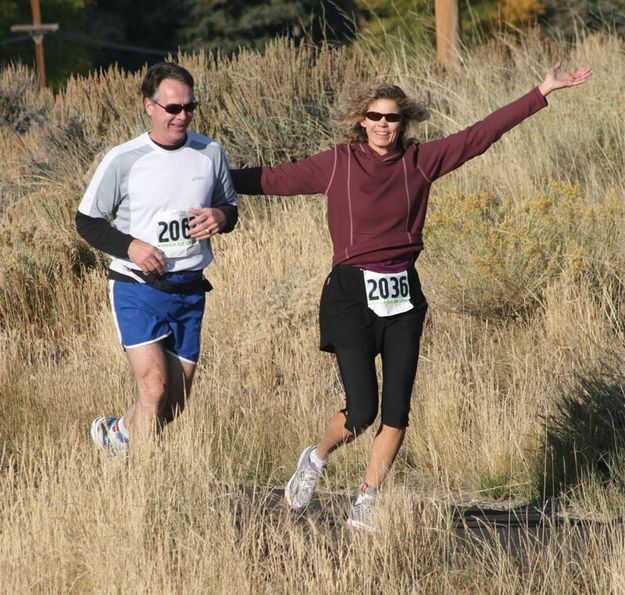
[363, 269, 414, 317]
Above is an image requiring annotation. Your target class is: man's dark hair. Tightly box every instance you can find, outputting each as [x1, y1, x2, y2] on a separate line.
[141, 62, 194, 99]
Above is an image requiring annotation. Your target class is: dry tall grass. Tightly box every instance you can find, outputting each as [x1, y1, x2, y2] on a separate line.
[1, 31, 625, 592]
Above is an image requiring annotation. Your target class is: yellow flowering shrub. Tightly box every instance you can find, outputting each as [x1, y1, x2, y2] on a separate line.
[502, 0, 545, 25]
[421, 180, 625, 319]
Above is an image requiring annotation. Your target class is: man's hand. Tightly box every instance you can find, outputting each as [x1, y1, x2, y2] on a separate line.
[188, 207, 226, 239]
[538, 63, 593, 96]
[127, 239, 167, 275]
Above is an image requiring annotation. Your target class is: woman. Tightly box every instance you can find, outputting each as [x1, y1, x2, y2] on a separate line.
[231, 64, 592, 532]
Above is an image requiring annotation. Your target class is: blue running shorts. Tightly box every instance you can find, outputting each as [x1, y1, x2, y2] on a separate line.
[109, 273, 206, 364]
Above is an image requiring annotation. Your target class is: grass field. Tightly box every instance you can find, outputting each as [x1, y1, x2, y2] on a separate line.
[2, 31, 625, 592]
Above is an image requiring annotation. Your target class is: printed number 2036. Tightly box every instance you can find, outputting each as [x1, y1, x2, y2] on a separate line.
[367, 275, 409, 301]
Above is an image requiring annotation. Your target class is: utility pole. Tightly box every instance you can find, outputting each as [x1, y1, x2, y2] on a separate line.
[435, 0, 460, 69]
[10, 0, 59, 89]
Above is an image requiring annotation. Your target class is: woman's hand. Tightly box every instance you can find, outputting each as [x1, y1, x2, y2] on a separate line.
[538, 63, 593, 96]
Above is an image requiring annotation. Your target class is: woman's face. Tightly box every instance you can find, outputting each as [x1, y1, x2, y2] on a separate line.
[359, 98, 403, 155]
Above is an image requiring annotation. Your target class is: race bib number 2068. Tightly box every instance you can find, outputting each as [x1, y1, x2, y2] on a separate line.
[363, 269, 414, 317]
[153, 209, 201, 258]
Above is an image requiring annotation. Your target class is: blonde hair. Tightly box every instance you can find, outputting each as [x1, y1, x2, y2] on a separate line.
[333, 83, 430, 146]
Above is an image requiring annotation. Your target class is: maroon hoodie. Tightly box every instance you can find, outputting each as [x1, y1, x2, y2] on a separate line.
[231, 87, 547, 268]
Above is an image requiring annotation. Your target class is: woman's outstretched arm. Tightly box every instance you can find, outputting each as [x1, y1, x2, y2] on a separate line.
[417, 63, 592, 182]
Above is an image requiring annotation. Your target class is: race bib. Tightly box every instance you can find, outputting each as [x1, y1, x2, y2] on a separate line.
[153, 209, 201, 258]
[363, 270, 414, 317]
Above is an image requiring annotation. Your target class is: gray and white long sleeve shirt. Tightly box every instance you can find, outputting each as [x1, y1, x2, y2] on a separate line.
[77, 131, 238, 279]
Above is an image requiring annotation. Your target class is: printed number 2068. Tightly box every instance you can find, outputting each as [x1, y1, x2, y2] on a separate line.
[158, 217, 195, 243]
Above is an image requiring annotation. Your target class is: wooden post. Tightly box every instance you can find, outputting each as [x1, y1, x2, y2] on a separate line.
[30, 0, 46, 89]
[10, 0, 59, 89]
[435, 0, 461, 69]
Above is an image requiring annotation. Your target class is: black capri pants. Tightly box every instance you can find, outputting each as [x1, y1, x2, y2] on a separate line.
[319, 264, 428, 432]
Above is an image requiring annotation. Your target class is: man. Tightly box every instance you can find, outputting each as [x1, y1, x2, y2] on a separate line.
[76, 62, 238, 453]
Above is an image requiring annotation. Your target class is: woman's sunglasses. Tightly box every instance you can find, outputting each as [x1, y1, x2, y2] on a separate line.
[151, 99, 199, 115]
[365, 111, 402, 123]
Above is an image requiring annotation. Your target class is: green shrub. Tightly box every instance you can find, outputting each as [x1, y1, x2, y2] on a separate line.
[421, 180, 625, 319]
[539, 367, 625, 498]
[0, 63, 52, 134]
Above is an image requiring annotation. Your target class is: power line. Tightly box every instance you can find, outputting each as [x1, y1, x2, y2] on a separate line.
[1, 31, 175, 56]
[0, 35, 32, 46]
[51, 31, 174, 56]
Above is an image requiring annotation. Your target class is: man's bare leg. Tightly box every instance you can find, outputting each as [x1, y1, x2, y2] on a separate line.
[124, 341, 169, 442]
[161, 352, 196, 425]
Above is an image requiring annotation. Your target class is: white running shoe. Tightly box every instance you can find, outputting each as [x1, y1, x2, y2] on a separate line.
[285, 445, 324, 512]
[90, 416, 129, 454]
[346, 489, 377, 533]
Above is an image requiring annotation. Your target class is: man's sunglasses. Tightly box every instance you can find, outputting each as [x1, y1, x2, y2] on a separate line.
[365, 111, 402, 123]
[151, 99, 198, 115]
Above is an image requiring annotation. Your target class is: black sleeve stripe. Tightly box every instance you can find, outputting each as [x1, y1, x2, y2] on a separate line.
[75, 211, 135, 259]
[216, 204, 238, 234]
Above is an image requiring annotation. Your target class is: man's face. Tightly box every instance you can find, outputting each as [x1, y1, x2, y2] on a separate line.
[144, 78, 194, 146]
